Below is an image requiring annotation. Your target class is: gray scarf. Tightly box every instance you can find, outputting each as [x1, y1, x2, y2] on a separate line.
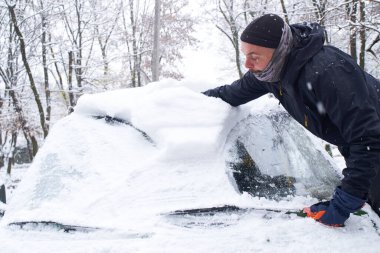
[253, 23, 293, 83]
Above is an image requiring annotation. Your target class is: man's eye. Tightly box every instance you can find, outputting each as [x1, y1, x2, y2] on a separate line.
[250, 57, 259, 62]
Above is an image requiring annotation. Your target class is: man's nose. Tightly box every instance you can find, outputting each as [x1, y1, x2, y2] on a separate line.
[245, 58, 253, 69]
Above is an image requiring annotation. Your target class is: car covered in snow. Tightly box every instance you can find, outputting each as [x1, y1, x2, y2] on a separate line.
[0, 80, 379, 252]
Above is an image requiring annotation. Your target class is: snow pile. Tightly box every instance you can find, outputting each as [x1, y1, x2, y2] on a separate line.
[74, 79, 244, 160]
[0, 80, 252, 231]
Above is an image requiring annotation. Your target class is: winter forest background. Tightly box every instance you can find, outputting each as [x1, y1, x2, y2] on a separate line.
[0, 0, 380, 175]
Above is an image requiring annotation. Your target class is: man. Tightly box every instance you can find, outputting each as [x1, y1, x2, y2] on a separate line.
[203, 14, 380, 227]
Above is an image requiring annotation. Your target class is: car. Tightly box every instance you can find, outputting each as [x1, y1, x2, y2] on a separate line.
[0, 80, 379, 252]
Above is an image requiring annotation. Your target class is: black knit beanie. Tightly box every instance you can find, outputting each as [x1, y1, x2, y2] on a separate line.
[240, 14, 285, 49]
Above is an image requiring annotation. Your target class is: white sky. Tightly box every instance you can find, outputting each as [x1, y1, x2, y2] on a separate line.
[180, 0, 241, 87]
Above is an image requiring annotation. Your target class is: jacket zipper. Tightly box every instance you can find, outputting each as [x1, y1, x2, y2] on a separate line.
[304, 105, 309, 128]
[304, 114, 308, 128]
[278, 82, 283, 105]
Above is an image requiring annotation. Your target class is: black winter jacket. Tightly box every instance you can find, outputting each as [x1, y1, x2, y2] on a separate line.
[203, 23, 380, 200]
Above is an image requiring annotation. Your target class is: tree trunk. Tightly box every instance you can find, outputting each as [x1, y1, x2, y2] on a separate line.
[359, 0, 365, 69]
[279, 0, 289, 24]
[41, 10, 51, 132]
[0, 95, 3, 169]
[121, 3, 135, 87]
[6, 132, 17, 175]
[152, 0, 161, 82]
[49, 34, 69, 107]
[311, 0, 321, 22]
[96, 30, 109, 76]
[347, 0, 358, 61]
[22, 129, 38, 161]
[101, 46, 109, 76]
[129, 0, 141, 87]
[68, 51, 76, 111]
[129, 0, 137, 87]
[75, 0, 83, 90]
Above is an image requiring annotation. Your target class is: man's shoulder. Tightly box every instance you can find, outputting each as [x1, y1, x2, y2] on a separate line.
[305, 45, 357, 77]
[312, 45, 356, 66]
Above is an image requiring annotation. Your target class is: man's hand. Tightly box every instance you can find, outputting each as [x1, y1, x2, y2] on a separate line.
[303, 187, 366, 227]
[303, 201, 347, 227]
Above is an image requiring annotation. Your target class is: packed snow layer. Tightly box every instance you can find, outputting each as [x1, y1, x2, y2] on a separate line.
[1, 79, 379, 252]
[1, 80, 250, 231]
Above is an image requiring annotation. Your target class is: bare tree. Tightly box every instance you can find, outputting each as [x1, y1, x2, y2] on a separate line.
[48, 33, 70, 108]
[119, 0, 150, 87]
[157, 0, 196, 79]
[7, 1, 48, 138]
[215, 0, 244, 78]
[90, 0, 121, 77]
[60, 0, 96, 101]
[309, 0, 330, 43]
[120, 0, 195, 86]
[0, 65, 39, 167]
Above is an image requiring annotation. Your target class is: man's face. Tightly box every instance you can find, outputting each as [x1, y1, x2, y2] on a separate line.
[241, 41, 275, 73]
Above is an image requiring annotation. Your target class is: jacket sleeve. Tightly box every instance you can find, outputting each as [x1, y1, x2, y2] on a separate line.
[313, 60, 380, 199]
[202, 71, 268, 106]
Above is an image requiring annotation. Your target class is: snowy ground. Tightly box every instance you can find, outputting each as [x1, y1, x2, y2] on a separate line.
[0, 208, 379, 253]
[0, 79, 379, 253]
